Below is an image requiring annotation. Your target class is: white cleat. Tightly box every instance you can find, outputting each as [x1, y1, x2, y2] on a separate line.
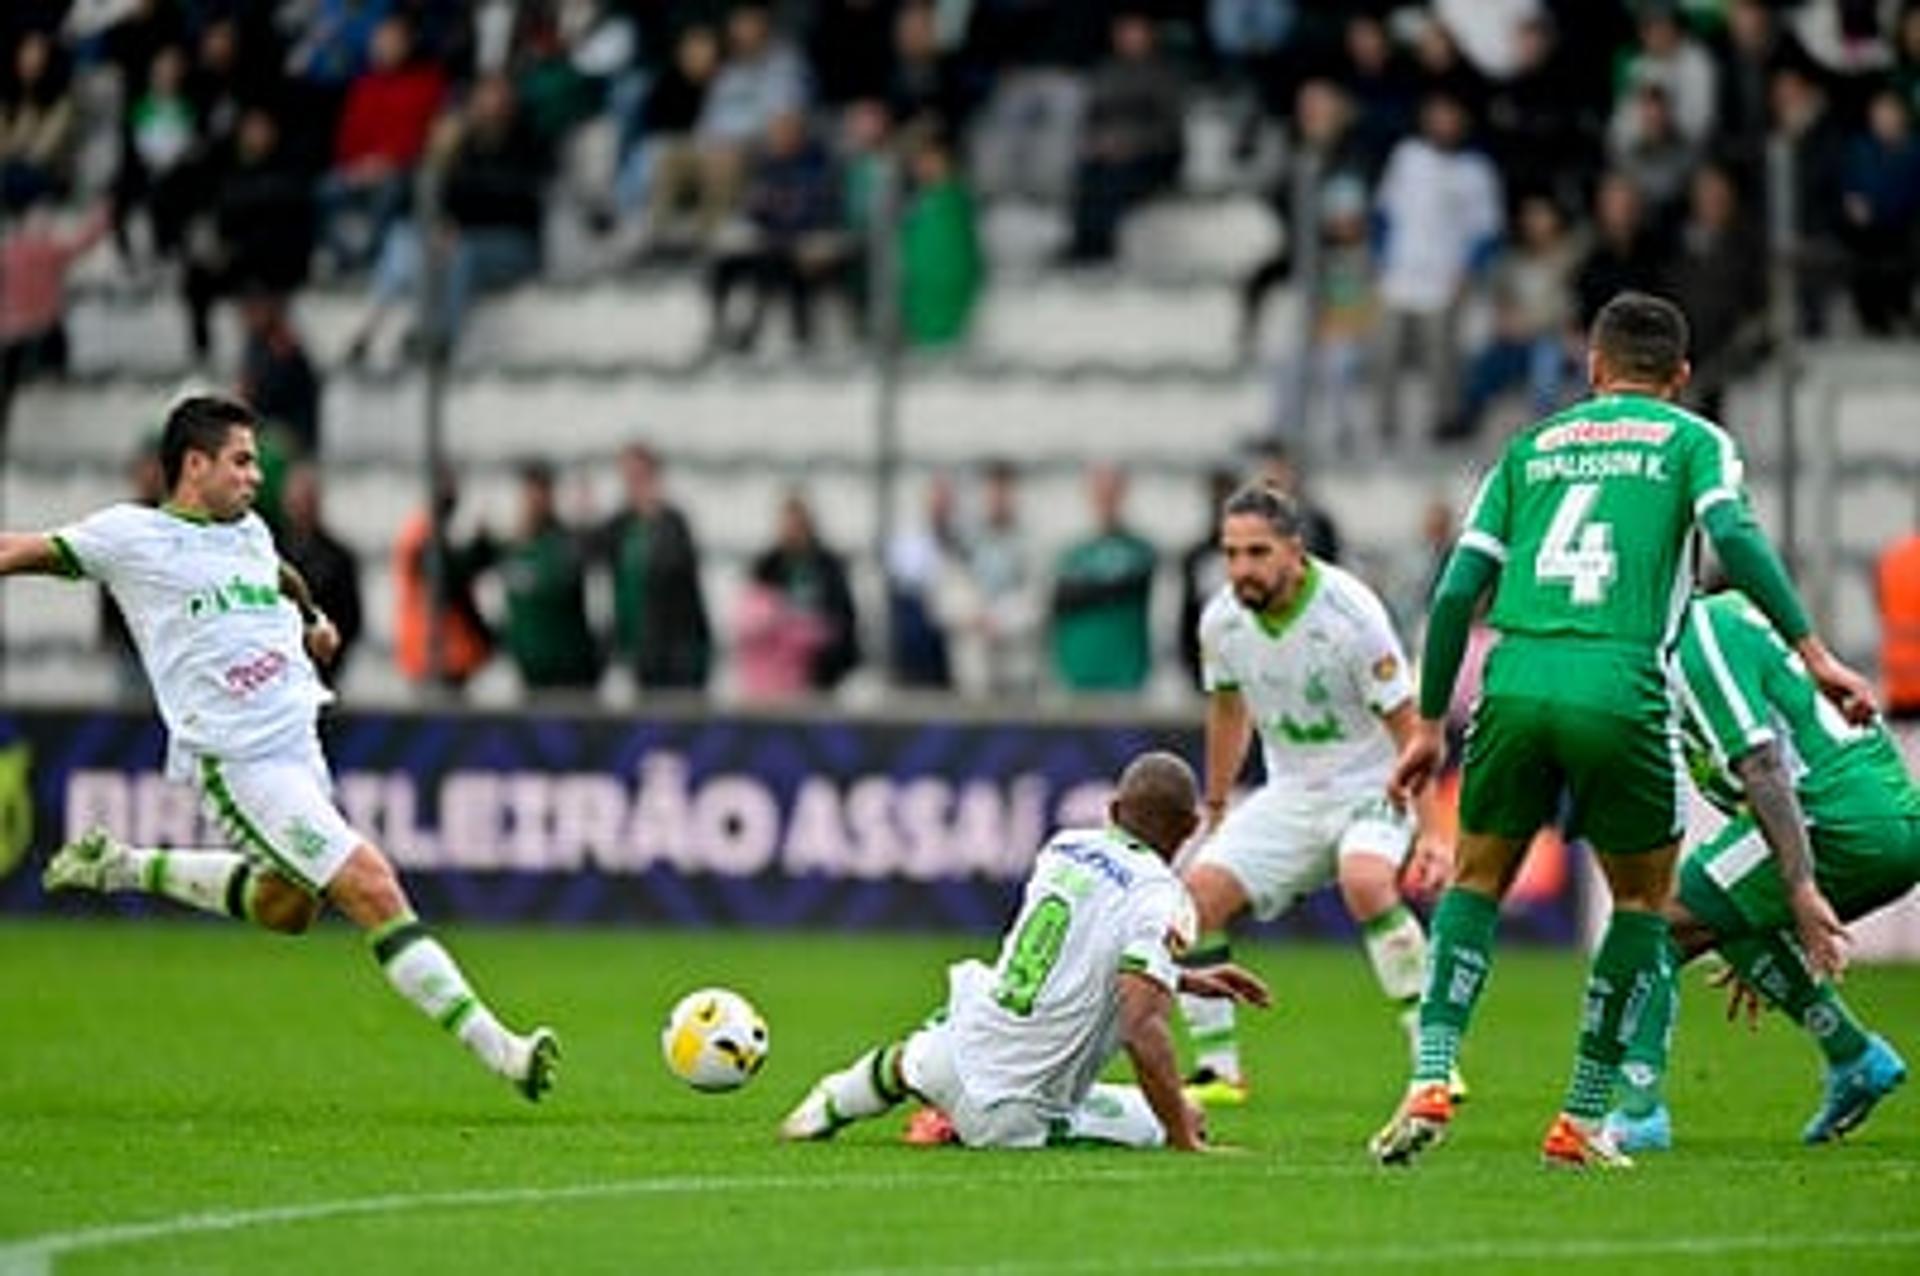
[779, 1086, 848, 1141]
[42, 828, 130, 895]
[509, 1027, 561, 1103]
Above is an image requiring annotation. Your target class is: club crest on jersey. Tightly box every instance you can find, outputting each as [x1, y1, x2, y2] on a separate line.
[1372, 655, 1400, 683]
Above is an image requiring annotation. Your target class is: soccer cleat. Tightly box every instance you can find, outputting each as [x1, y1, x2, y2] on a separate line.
[1601, 1103, 1672, 1153]
[1540, 1113, 1634, 1169]
[779, 1086, 850, 1141]
[902, 1106, 958, 1146]
[42, 828, 129, 895]
[1802, 1034, 1907, 1145]
[511, 1027, 561, 1103]
[1182, 1066, 1250, 1108]
[1369, 1082, 1452, 1166]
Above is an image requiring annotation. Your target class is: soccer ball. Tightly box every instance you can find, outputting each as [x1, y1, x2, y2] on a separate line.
[661, 987, 770, 1092]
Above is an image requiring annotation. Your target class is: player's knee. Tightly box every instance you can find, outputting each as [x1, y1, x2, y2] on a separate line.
[252, 874, 320, 935]
[1181, 866, 1244, 932]
[1336, 858, 1398, 919]
[324, 845, 411, 928]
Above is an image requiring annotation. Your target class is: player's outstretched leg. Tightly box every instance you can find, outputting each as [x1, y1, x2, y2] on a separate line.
[1716, 932, 1907, 1143]
[780, 1041, 909, 1140]
[43, 828, 313, 931]
[335, 848, 559, 1103]
[1543, 909, 1670, 1170]
[1178, 933, 1248, 1106]
[1371, 887, 1500, 1165]
[367, 912, 559, 1102]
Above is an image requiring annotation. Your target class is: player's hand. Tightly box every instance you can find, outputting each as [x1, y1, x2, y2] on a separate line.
[1179, 962, 1273, 1009]
[304, 613, 341, 667]
[1787, 880, 1851, 982]
[1388, 719, 1446, 808]
[1708, 964, 1764, 1031]
[1403, 828, 1454, 897]
[1799, 643, 1877, 726]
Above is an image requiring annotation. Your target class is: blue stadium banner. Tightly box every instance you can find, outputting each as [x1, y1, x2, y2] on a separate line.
[0, 708, 1585, 940]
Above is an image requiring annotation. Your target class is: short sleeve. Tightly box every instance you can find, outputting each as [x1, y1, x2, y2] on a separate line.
[1197, 600, 1238, 693]
[1116, 880, 1182, 993]
[1457, 461, 1511, 566]
[1341, 582, 1415, 715]
[1671, 600, 1775, 769]
[1681, 417, 1747, 523]
[51, 505, 144, 586]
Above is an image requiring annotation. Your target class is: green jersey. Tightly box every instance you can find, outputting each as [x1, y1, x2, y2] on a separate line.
[1672, 592, 1920, 827]
[1462, 393, 1748, 650]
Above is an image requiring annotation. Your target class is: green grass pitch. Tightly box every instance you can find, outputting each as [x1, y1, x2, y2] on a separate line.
[2, 921, 1917, 1274]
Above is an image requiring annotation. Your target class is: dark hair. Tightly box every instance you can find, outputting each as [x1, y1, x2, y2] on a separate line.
[1591, 291, 1690, 383]
[1221, 482, 1304, 539]
[160, 395, 256, 491]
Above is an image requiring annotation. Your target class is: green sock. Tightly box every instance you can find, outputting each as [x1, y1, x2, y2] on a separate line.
[1412, 889, 1500, 1085]
[1614, 938, 1682, 1118]
[1565, 909, 1671, 1121]
[1720, 932, 1871, 1067]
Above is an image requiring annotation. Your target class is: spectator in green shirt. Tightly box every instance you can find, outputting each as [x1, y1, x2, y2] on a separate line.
[592, 444, 712, 693]
[495, 460, 600, 694]
[1049, 463, 1157, 693]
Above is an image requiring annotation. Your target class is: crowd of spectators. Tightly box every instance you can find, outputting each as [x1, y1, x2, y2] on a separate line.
[5, 1, 1920, 701]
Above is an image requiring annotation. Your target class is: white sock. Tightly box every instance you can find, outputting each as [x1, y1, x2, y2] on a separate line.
[118, 847, 256, 920]
[818, 1045, 906, 1121]
[1181, 992, 1240, 1081]
[1362, 903, 1429, 1065]
[371, 917, 515, 1075]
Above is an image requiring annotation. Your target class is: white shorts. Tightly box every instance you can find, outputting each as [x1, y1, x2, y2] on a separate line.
[900, 1017, 1164, 1150]
[194, 736, 364, 893]
[1190, 784, 1413, 922]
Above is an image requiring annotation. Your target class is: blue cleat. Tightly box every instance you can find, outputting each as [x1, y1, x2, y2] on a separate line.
[1803, 1034, 1907, 1145]
[1601, 1104, 1672, 1154]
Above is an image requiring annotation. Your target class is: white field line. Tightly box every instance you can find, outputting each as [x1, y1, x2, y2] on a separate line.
[1, 1159, 1914, 1274]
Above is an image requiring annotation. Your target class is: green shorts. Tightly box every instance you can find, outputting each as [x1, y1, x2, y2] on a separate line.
[1458, 692, 1683, 855]
[1679, 814, 1920, 940]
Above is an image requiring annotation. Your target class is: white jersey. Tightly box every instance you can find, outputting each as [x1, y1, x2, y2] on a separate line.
[949, 826, 1186, 1117]
[1198, 559, 1413, 798]
[55, 504, 331, 775]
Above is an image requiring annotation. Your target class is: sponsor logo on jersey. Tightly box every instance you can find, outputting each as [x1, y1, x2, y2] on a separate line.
[187, 575, 283, 619]
[1535, 419, 1674, 450]
[223, 649, 289, 697]
[1275, 710, 1342, 745]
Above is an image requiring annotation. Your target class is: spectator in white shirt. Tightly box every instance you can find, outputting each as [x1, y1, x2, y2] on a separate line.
[1372, 92, 1503, 444]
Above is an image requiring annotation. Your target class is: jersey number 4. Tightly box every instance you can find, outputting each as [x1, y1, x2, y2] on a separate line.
[1536, 483, 1618, 606]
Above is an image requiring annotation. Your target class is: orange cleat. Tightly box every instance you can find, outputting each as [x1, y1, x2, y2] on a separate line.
[903, 1106, 958, 1146]
[1369, 1082, 1453, 1166]
[1540, 1113, 1635, 1169]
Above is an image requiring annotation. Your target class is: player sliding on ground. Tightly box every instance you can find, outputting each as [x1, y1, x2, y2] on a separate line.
[780, 751, 1270, 1150]
[1602, 586, 1916, 1151]
[7, 394, 559, 1102]
[1371, 292, 1876, 1169]
[1179, 483, 1455, 1108]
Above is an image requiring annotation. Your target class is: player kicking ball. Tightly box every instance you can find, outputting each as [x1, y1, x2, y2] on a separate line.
[1602, 587, 1915, 1151]
[8, 395, 558, 1102]
[780, 752, 1270, 1150]
[1178, 484, 1455, 1109]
